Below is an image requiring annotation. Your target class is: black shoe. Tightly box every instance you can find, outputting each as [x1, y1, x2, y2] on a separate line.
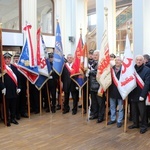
[56, 105, 61, 110]
[34, 111, 39, 114]
[72, 111, 77, 115]
[11, 119, 19, 125]
[89, 115, 98, 120]
[21, 113, 28, 118]
[107, 120, 116, 125]
[117, 122, 122, 128]
[7, 122, 11, 127]
[51, 106, 56, 113]
[78, 105, 82, 108]
[51, 109, 56, 113]
[97, 119, 104, 123]
[45, 108, 50, 113]
[140, 128, 147, 134]
[16, 115, 20, 120]
[128, 124, 139, 129]
[63, 110, 69, 114]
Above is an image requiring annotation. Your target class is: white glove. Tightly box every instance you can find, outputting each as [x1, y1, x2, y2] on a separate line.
[139, 96, 144, 101]
[1, 88, 6, 95]
[16, 88, 21, 94]
[85, 69, 90, 77]
[76, 87, 79, 90]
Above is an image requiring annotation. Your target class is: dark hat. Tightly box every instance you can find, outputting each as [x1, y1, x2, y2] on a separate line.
[89, 49, 94, 54]
[3, 52, 12, 58]
[110, 53, 116, 58]
[48, 53, 53, 58]
[13, 53, 20, 58]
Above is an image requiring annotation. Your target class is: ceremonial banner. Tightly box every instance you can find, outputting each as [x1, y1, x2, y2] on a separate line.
[118, 35, 136, 99]
[18, 24, 39, 84]
[96, 30, 112, 91]
[35, 28, 51, 90]
[71, 37, 87, 88]
[53, 21, 64, 76]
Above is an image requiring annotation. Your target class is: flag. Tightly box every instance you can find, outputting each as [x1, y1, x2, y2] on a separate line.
[71, 37, 87, 88]
[18, 24, 39, 84]
[117, 35, 137, 99]
[53, 21, 64, 76]
[96, 30, 112, 92]
[35, 28, 51, 90]
[37, 28, 50, 76]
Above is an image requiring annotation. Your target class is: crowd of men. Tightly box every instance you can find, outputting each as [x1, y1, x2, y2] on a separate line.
[0, 50, 150, 134]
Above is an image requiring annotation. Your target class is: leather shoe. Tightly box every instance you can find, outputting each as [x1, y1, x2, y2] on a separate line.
[45, 108, 50, 112]
[128, 124, 139, 129]
[56, 105, 61, 110]
[16, 115, 20, 120]
[107, 120, 116, 125]
[11, 119, 19, 125]
[89, 115, 98, 120]
[117, 122, 122, 128]
[78, 105, 82, 108]
[72, 111, 77, 115]
[63, 110, 69, 114]
[140, 128, 147, 134]
[21, 113, 28, 118]
[7, 122, 11, 127]
[97, 119, 104, 123]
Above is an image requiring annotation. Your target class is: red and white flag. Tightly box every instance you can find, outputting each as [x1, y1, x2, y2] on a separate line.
[118, 35, 136, 100]
[96, 30, 112, 92]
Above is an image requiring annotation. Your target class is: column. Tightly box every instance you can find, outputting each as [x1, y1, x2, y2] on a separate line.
[55, 0, 87, 55]
[105, 0, 116, 54]
[96, 0, 104, 50]
[143, 0, 150, 54]
[22, 0, 37, 54]
[132, 0, 143, 56]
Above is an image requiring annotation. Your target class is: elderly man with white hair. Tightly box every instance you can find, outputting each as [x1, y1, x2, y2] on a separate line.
[89, 50, 106, 123]
[128, 55, 150, 134]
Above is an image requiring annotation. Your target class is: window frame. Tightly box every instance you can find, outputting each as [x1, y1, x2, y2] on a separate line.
[1, 0, 22, 33]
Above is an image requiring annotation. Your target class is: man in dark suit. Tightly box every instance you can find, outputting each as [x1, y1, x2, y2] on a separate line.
[3, 52, 21, 126]
[13, 53, 28, 119]
[47, 53, 59, 113]
[128, 55, 150, 134]
[61, 54, 79, 115]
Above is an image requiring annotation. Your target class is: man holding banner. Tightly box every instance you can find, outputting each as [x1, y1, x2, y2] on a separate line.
[89, 50, 105, 123]
[108, 57, 123, 128]
[3, 52, 21, 126]
[128, 55, 150, 134]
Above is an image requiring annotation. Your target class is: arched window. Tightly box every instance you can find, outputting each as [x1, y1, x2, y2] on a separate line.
[0, 0, 21, 32]
[37, 0, 54, 35]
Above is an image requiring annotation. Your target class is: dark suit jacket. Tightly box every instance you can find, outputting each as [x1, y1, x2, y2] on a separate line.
[129, 64, 150, 101]
[4, 64, 20, 99]
[61, 64, 78, 93]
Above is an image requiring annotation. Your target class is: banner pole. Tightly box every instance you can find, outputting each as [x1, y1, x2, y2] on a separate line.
[86, 79, 89, 121]
[0, 24, 7, 126]
[105, 89, 109, 126]
[46, 82, 51, 113]
[81, 87, 84, 117]
[124, 97, 128, 132]
[26, 80, 30, 118]
[59, 76, 63, 112]
[39, 89, 42, 115]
